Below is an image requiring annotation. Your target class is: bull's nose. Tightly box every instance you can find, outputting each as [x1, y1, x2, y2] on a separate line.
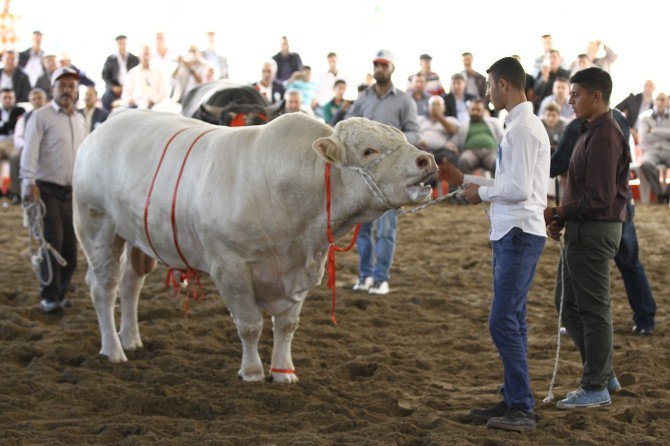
[416, 154, 431, 169]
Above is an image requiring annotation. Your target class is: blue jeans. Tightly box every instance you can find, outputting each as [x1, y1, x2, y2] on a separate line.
[491, 228, 546, 413]
[356, 210, 398, 282]
[614, 197, 656, 330]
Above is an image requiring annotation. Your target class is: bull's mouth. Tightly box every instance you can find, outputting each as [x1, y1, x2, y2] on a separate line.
[405, 171, 436, 202]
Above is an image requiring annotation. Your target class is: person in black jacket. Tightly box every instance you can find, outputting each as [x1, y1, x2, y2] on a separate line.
[80, 86, 108, 133]
[271, 36, 303, 83]
[0, 51, 31, 102]
[441, 72, 476, 123]
[534, 49, 571, 107]
[101, 35, 139, 111]
[18, 30, 45, 87]
[0, 88, 25, 202]
[615, 80, 655, 144]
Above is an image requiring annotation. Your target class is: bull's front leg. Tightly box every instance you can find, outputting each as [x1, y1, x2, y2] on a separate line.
[270, 295, 305, 384]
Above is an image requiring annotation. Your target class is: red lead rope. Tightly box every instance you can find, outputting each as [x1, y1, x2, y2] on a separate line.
[325, 163, 361, 325]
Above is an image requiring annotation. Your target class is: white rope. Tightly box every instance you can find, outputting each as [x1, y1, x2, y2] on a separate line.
[22, 198, 67, 286]
[543, 238, 566, 403]
[397, 187, 463, 215]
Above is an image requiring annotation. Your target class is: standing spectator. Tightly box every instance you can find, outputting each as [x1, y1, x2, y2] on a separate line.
[322, 79, 350, 126]
[347, 49, 419, 296]
[443, 57, 549, 431]
[171, 46, 208, 103]
[461, 52, 487, 100]
[410, 73, 431, 117]
[417, 95, 459, 164]
[454, 99, 504, 175]
[541, 102, 566, 152]
[280, 89, 313, 116]
[253, 60, 284, 105]
[80, 86, 108, 133]
[58, 53, 96, 88]
[533, 34, 555, 77]
[616, 80, 655, 144]
[538, 77, 574, 120]
[285, 66, 318, 112]
[316, 52, 344, 109]
[637, 92, 670, 203]
[202, 31, 229, 79]
[534, 49, 571, 106]
[407, 54, 444, 96]
[546, 67, 630, 410]
[151, 32, 177, 89]
[11, 88, 47, 204]
[0, 51, 31, 102]
[442, 72, 476, 124]
[101, 35, 140, 111]
[122, 46, 167, 109]
[550, 108, 657, 337]
[20, 67, 87, 313]
[18, 30, 45, 87]
[272, 36, 303, 83]
[35, 53, 57, 99]
[586, 40, 617, 72]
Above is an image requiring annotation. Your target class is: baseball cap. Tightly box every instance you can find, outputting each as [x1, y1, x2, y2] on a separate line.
[373, 49, 395, 66]
[51, 66, 80, 86]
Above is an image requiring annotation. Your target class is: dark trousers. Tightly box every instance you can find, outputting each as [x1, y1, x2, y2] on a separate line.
[556, 221, 622, 391]
[639, 161, 667, 198]
[490, 228, 546, 413]
[101, 89, 119, 112]
[614, 196, 656, 330]
[38, 181, 77, 302]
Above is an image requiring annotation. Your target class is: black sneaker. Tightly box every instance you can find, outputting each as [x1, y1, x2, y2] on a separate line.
[632, 325, 654, 336]
[468, 401, 508, 423]
[486, 409, 536, 431]
[40, 298, 62, 313]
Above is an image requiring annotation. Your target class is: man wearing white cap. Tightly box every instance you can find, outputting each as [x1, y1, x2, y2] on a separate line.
[347, 49, 419, 295]
[20, 67, 87, 313]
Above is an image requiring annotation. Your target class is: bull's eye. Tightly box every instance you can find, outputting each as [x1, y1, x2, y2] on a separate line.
[363, 148, 377, 156]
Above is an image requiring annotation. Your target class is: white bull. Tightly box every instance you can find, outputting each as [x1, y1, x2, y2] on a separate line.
[73, 110, 436, 383]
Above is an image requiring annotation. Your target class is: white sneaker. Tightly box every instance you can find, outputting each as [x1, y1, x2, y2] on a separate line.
[368, 280, 390, 295]
[353, 277, 374, 291]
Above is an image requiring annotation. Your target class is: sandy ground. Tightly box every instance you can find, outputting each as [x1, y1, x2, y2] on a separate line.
[0, 198, 668, 445]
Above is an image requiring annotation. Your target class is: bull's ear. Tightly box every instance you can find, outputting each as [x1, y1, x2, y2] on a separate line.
[312, 137, 344, 165]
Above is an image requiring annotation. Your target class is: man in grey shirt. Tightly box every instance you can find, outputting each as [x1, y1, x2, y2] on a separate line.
[347, 49, 419, 296]
[20, 67, 87, 313]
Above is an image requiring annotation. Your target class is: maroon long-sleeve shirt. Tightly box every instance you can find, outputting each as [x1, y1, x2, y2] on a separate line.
[562, 110, 631, 222]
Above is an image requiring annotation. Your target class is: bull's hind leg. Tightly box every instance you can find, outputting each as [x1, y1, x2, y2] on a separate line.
[212, 265, 265, 382]
[74, 206, 125, 362]
[270, 294, 305, 384]
[118, 245, 155, 351]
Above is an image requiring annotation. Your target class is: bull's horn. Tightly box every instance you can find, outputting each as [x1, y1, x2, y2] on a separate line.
[200, 104, 224, 117]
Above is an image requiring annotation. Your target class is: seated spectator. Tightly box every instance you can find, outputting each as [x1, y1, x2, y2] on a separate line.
[538, 77, 574, 120]
[316, 52, 346, 109]
[58, 53, 95, 87]
[617, 80, 655, 144]
[417, 95, 459, 164]
[18, 30, 45, 87]
[455, 99, 504, 175]
[272, 36, 303, 83]
[570, 53, 592, 76]
[461, 52, 487, 100]
[35, 53, 57, 99]
[407, 53, 444, 96]
[171, 45, 209, 103]
[533, 34, 555, 77]
[586, 39, 617, 72]
[101, 35, 140, 110]
[541, 102, 566, 152]
[0, 51, 31, 102]
[0, 88, 25, 158]
[253, 60, 285, 105]
[410, 73, 431, 117]
[638, 92, 670, 203]
[442, 72, 476, 124]
[11, 88, 46, 203]
[122, 46, 167, 109]
[80, 86, 109, 133]
[534, 49, 570, 106]
[282, 89, 313, 116]
[151, 32, 178, 88]
[322, 79, 351, 126]
[285, 66, 317, 112]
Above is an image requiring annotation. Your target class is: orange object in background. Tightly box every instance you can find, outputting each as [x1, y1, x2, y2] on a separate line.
[1, 175, 9, 196]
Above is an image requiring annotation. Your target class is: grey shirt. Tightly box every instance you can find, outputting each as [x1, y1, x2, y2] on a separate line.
[346, 84, 419, 145]
[20, 101, 87, 188]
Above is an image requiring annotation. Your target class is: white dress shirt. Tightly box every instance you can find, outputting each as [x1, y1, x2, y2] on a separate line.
[467, 101, 550, 241]
[0, 71, 13, 90]
[24, 50, 45, 86]
[122, 65, 167, 108]
[116, 52, 129, 86]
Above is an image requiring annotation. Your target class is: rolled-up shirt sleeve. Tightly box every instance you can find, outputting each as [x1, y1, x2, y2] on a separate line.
[401, 97, 420, 145]
[19, 111, 43, 187]
[561, 136, 622, 219]
[478, 128, 539, 204]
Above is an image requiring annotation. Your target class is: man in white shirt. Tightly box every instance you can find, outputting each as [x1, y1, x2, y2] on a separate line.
[442, 57, 550, 432]
[122, 46, 167, 109]
[316, 52, 345, 108]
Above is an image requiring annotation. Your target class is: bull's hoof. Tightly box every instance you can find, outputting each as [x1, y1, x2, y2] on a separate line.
[119, 332, 143, 351]
[271, 371, 299, 384]
[237, 370, 265, 382]
[100, 349, 128, 363]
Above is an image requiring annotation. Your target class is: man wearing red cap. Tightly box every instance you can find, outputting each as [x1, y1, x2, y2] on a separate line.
[20, 67, 87, 313]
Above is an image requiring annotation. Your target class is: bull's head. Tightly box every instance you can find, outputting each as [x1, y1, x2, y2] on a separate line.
[312, 117, 437, 209]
